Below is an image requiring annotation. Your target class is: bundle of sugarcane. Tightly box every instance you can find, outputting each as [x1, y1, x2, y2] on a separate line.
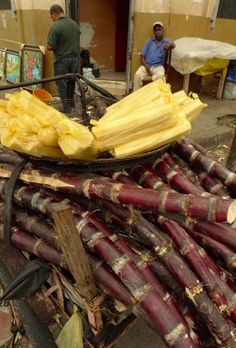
[91, 80, 207, 158]
[1, 137, 236, 347]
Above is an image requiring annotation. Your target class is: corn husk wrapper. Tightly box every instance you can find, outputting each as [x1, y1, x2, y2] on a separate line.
[57, 118, 99, 159]
[1, 118, 64, 158]
[56, 310, 83, 348]
[111, 112, 191, 158]
[92, 79, 169, 126]
[0, 110, 10, 140]
[92, 103, 177, 151]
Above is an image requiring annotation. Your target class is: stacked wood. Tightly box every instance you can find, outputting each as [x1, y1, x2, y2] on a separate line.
[1, 138, 236, 347]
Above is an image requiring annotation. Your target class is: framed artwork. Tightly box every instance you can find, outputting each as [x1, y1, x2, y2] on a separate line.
[0, 48, 6, 79]
[5, 50, 21, 84]
[21, 45, 44, 89]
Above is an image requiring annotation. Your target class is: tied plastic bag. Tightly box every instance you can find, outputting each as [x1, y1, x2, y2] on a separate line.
[56, 308, 83, 348]
[171, 37, 236, 75]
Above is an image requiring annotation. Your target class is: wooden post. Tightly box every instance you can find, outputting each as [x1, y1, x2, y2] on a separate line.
[183, 74, 190, 93]
[53, 203, 103, 333]
[216, 66, 227, 99]
[52, 203, 97, 302]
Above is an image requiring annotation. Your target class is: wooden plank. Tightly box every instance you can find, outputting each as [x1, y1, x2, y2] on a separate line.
[216, 66, 227, 99]
[52, 203, 97, 302]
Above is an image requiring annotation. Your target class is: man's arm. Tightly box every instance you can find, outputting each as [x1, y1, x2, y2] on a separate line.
[140, 55, 151, 74]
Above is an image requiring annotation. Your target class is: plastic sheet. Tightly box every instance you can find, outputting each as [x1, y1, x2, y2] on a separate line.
[171, 37, 236, 75]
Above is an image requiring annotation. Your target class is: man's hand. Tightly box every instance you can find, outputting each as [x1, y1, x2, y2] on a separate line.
[145, 65, 151, 74]
[140, 56, 151, 73]
[163, 42, 175, 50]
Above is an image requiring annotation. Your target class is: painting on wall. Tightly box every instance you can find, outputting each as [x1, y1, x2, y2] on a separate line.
[0, 49, 6, 79]
[5, 50, 21, 84]
[21, 46, 44, 89]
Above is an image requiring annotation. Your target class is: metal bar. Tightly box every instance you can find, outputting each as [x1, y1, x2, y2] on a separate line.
[0, 73, 118, 101]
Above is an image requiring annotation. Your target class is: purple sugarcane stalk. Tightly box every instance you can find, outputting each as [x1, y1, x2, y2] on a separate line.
[131, 165, 172, 191]
[163, 152, 228, 197]
[0, 164, 235, 223]
[157, 216, 236, 323]
[188, 230, 236, 275]
[172, 139, 236, 197]
[0, 224, 66, 267]
[151, 157, 204, 195]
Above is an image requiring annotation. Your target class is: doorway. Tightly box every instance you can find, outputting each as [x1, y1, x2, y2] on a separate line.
[79, 0, 132, 83]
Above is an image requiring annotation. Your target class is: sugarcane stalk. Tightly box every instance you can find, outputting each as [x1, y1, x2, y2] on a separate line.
[120, 234, 185, 299]
[164, 212, 236, 253]
[0, 183, 198, 347]
[163, 152, 195, 177]
[73, 196, 236, 345]
[182, 137, 215, 158]
[168, 152, 202, 186]
[151, 157, 204, 195]
[195, 170, 230, 198]
[0, 202, 59, 250]
[188, 230, 236, 275]
[131, 165, 172, 191]
[172, 139, 236, 197]
[0, 224, 66, 267]
[0, 163, 235, 224]
[98, 169, 140, 186]
[157, 216, 236, 323]
[150, 212, 223, 279]
[163, 152, 228, 197]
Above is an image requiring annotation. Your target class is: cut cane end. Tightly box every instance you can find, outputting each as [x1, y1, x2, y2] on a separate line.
[227, 201, 236, 224]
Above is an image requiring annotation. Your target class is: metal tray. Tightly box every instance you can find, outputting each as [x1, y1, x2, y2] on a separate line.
[20, 144, 171, 172]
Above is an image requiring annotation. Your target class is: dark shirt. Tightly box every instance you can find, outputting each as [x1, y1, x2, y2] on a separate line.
[47, 16, 79, 62]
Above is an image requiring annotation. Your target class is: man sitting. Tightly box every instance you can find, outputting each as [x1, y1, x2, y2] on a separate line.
[133, 21, 175, 91]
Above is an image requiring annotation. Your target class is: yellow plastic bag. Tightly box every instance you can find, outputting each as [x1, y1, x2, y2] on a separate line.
[195, 58, 229, 76]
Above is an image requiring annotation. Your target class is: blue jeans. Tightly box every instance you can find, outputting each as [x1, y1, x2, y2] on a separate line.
[54, 55, 78, 113]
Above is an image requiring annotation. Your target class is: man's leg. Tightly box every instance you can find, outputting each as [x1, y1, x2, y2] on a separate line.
[54, 60, 71, 113]
[151, 66, 165, 81]
[133, 65, 149, 91]
[67, 56, 78, 110]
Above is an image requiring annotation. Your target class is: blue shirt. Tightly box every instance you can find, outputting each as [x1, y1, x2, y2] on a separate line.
[141, 37, 173, 68]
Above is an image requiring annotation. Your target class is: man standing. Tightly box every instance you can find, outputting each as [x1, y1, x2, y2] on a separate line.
[133, 21, 175, 91]
[47, 4, 79, 113]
